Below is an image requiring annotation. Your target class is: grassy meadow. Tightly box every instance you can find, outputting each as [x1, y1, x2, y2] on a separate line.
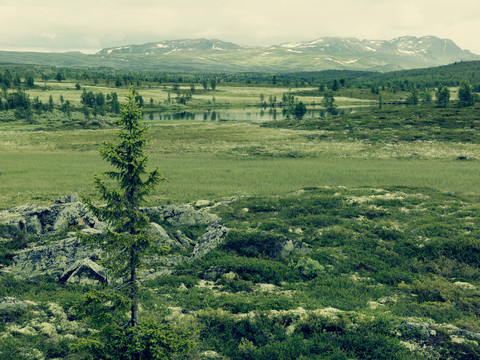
[1, 109, 480, 209]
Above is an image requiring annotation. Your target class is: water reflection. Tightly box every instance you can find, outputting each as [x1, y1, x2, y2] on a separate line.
[145, 108, 358, 122]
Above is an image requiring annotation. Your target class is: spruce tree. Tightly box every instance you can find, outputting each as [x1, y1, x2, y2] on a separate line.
[87, 87, 164, 327]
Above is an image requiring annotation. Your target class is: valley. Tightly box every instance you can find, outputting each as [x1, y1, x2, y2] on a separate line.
[0, 61, 480, 359]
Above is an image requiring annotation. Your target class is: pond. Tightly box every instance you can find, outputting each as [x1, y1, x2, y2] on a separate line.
[144, 107, 363, 122]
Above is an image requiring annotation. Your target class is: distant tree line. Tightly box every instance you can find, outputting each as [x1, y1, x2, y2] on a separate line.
[0, 87, 124, 123]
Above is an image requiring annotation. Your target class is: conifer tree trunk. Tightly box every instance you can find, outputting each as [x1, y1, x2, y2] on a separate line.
[130, 247, 138, 327]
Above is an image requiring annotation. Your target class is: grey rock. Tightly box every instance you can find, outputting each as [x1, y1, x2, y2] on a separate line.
[140, 268, 173, 281]
[10, 236, 101, 279]
[0, 204, 50, 233]
[79, 227, 102, 235]
[25, 215, 43, 235]
[192, 224, 229, 259]
[52, 201, 89, 231]
[173, 230, 194, 247]
[158, 254, 189, 267]
[60, 258, 107, 284]
[149, 223, 182, 248]
[53, 193, 81, 204]
[3, 197, 230, 282]
[142, 205, 220, 228]
[0, 195, 106, 235]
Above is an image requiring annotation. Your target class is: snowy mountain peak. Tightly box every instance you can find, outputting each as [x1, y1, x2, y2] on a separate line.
[95, 36, 479, 72]
[97, 39, 244, 56]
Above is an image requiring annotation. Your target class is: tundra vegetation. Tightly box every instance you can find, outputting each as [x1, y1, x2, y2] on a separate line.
[0, 62, 480, 359]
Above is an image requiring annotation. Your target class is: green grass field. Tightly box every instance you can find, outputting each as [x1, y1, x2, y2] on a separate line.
[1, 117, 479, 209]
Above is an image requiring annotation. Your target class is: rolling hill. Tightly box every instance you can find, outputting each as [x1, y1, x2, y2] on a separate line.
[0, 36, 478, 72]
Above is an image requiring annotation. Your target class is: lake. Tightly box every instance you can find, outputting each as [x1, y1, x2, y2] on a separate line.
[144, 107, 362, 122]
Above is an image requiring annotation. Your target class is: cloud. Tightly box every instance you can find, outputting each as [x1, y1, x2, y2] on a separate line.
[0, 0, 479, 53]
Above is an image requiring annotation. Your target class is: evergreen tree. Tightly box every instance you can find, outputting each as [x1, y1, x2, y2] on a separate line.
[3, 69, 12, 88]
[457, 81, 475, 107]
[25, 73, 35, 88]
[55, 72, 64, 82]
[108, 92, 120, 113]
[85, 88, 165, 327]
[435, 86, 450, 108]
[13, 74, 21, 88]
[331, 79, 339, 91]
[322, 93, 338, 115]
[293, 101, 307, 119]
[47, 95, 54, 112]
[210, 78, 217, 91]
[405, 88, 419, 105]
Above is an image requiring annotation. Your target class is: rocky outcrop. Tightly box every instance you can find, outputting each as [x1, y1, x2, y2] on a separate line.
[149, 223, 183, 249]
[192, 223, 229, 259]
[0, 204, 51, 235]
[1, 196, 229, 282]
[9, 236, 101, 279]
[60, 258, 107, 284]
[141, 205, 220, 228]
[0, 193, 104, 235]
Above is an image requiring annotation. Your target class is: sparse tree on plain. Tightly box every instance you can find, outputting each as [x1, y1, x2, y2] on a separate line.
[210, 78, 217, 91]
[322, 93, 338, 115]
[435, 86, 450, 108]
[85, 88, 165, 327]
[457, 81, 475, 107]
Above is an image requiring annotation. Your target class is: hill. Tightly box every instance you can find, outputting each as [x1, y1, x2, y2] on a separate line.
[0, 36, 478, 73]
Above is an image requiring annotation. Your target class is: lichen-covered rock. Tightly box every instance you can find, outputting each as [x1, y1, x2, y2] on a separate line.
[10, 236, 101, 279]
[192, 224, 229, 259]
[60, 258, 107, 284]
[142, 205, 220, 228]
[3, 196, 230, 282]
[173, 230, 194, 247]
[53, 193, 82, 204]
[51, 201, 89, 231]
[149, 222, 183, 248]
[0, 194, 105, 234]
[0, 204, 51, 234]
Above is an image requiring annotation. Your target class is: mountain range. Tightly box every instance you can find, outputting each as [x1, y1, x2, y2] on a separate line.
[1, 36, 478, 72]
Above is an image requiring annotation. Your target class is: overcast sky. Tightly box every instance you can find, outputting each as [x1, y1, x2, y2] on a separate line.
[1, 0, 479, 54]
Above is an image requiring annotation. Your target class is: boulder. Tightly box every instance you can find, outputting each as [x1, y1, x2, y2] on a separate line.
[173, 230, 194, 247]
[53, 193, 81, 204]
[142, 205, 220, 228]
[192, 224, 229, 259]
[0, 194, 106, 235]
[3, 196, 231, 282]
[60, 258, 107, 284]
[51, 201, 89, 231]
[10, 236, 101, 279]
[149, 222, 183, 248]
[0, 204, 51, 234]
